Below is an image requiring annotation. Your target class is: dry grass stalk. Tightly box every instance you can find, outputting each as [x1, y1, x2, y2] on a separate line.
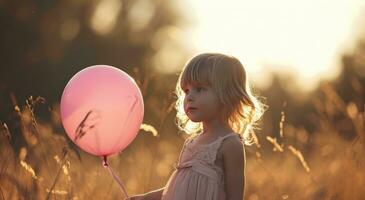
[19, 161, 38, 179]
[280, 111, 285, 138]
[266, 136, 284, 152]
[140, 123, 159, 136]
[0, 122, 11, 141]
[45, 189, 68, 195]
[46, 148, 69, 200]
[287, 145, 310, 172]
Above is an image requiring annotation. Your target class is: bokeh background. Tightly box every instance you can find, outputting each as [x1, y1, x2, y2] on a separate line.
[0, 0, 364, 199]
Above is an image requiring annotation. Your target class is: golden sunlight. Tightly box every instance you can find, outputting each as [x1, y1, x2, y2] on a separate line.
[127, 0, 155, 32]
[183, 0, 365, 91]
[90, 0, 122, 35]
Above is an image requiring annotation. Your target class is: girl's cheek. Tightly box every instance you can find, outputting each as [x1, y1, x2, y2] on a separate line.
[183, 99, 188, 110]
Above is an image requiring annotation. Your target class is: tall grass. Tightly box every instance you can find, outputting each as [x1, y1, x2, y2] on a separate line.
[0, 77, 364, 200]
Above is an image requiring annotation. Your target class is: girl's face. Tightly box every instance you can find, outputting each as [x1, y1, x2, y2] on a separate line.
[182, 83, 222, 123]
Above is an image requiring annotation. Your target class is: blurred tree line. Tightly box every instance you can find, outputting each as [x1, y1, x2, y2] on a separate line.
[0, 0, 364, 156]
[0, 0, 190, 151]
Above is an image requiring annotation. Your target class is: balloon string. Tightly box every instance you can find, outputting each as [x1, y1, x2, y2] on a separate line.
[103, 156, 129, 198]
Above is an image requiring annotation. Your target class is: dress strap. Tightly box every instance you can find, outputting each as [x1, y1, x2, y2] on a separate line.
[220, 132, 239, 141]
[209, 132, 241, 163]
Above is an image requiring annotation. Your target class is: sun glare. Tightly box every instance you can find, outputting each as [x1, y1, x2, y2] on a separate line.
[90, 0, 122, 35]
[183, 0, 365, 91]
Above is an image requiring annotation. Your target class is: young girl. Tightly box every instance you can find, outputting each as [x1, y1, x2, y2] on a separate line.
[127, 53, 266, 200]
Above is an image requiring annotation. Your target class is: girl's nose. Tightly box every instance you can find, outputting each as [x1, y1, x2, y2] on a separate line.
[186, 92, 195, 102]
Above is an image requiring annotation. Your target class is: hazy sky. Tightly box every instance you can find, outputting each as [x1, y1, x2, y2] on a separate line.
[181, 0, 365, 92]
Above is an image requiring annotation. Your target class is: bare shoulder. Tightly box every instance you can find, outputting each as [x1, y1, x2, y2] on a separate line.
[221, 134, 244, 152]
[220, 134, 245, 163]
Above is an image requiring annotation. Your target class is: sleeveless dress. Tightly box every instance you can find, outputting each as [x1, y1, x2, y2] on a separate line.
[161, 132, 241, 200]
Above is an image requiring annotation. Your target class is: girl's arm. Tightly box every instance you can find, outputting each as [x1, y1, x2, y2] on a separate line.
[222, 137, 245, 200]
[127, 187, 165, 200]
[144, 187, 165, 200]
[129, 138, 188, 200]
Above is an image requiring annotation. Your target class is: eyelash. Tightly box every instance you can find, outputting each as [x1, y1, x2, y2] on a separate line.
[183, 87, 204, 94]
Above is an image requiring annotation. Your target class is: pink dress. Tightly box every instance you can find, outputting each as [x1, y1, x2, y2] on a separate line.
[161, 132, 241, 200]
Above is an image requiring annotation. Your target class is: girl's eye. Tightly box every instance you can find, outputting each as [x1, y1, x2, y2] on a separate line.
[196, 87, 204, 92]
[182, 86, 204, 94]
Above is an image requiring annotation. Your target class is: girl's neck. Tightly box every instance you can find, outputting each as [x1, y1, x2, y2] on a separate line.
[202, 118, 233, 136]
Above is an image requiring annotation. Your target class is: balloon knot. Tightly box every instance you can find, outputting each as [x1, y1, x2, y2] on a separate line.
[102, 155, 108, 167]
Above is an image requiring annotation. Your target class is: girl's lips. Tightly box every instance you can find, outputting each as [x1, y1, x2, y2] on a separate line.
[187, 107, 198, 112]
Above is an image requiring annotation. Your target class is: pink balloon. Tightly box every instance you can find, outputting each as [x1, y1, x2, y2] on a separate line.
[60, 65, 144, 156]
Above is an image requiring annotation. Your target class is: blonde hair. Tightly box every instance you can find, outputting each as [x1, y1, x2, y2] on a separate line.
[174, 53, 267, 145]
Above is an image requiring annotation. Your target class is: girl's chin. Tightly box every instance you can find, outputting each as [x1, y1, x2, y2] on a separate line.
[187, 114, 200, 122]
[189, 118, 202, 122]
[187, 112, 206, 122]
[189, 116, 205, 123]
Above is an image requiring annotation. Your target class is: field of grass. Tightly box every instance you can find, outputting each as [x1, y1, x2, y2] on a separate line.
[0, 79, 364, 200]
